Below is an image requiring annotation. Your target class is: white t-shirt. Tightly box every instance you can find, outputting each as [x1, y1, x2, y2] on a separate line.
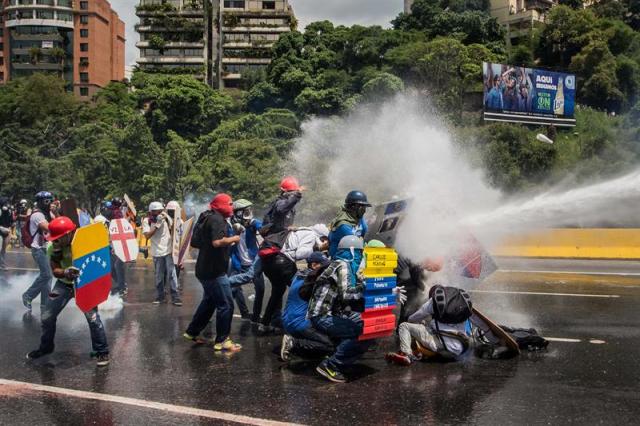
[29, 211, 48, 249]
[142, 216, 172, 257]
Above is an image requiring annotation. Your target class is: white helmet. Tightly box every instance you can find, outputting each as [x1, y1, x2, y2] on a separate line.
[166, 200, 180, 210]
[338, 235, 364, 250]
[311, 224, 329, 238]
[94, 214, 108, 225]
[148, 201, 164, 212]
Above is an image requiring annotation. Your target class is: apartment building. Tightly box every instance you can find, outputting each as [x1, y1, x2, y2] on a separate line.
[135, 0, 295, 88]
[490, 0, 558, 45]
[404, 0, 414, 14]
[0, 0, 125, 98]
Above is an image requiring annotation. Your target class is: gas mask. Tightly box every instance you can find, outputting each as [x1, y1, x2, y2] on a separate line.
[233, 207, 253, 226]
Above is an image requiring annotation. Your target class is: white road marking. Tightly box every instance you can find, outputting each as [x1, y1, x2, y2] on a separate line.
[471, 290, 620, 298]
[544, 337, 582, 343]
[499, 269, 640, 277]
[3, 267, 38, 272]
[589, 339, 606, 344]
[0, 379, 302, 426]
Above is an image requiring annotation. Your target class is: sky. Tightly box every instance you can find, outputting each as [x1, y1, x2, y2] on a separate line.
[109, 0, 404, 66]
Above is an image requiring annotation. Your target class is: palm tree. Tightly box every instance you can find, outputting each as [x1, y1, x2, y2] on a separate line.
[49, 47, 66, 77]
[29, 47, 42, 65]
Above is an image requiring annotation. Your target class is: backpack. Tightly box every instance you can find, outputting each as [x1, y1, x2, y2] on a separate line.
[21, 212, 39, 248]
[190, 210, 214, 249]
[258, 229, 291, 259]
[431, 285, 473, 324]
[499, 325, 549, 352]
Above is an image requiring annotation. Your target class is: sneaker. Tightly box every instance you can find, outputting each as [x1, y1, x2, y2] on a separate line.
[121, 287, 129, 296]
[213, 338, 242, 352]
[280, 334, 294, 362]
[385, 351, 413, 366]
[258, 324, 275, 334]
[22, 294, 32, 312]
[316, 360, 347, 383]
[152, 298, 166, 305]
[240, 313, 252, 321]
[96, 353, 110, 366]
[26, 349, 52, 360]
[183, 332, 206, 344]
[172, 299, 183, 306]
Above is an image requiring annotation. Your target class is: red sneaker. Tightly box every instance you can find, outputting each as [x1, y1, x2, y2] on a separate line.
[385, 351, 412, 366]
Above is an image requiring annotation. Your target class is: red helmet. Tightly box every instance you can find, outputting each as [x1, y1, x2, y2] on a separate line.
[47, 217, 77, 241]
[280, 176, 301, 192]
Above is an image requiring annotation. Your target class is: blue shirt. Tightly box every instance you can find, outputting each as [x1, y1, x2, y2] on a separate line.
[328, 218, 367, 258]
[486, 87, 503, 110]
[282, 272, 311, 334]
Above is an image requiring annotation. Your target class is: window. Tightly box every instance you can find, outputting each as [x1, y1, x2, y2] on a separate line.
[224, 0, 245, 7]
[80, 15, 88, 24]
[80, 72, 89, 83]
[79, 87, 89, 97]
[262, 1, 275, 10]
[80, 29, 88, 38]
[80, 1, 88, 10]
[79, 56, 89, 66]
[80, 43, 88, 52]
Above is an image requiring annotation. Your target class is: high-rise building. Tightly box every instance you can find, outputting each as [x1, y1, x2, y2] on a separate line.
[0, 0, 126, 98]
[135, 0, 296, 88]
[489, 0, 558, 45]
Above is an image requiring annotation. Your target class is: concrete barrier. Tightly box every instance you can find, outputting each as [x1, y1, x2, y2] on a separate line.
[492, 229, 640, 259]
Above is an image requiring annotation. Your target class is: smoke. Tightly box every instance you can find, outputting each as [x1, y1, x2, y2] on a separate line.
[289, 93, 501, 260]
[0, 272, 124, 324]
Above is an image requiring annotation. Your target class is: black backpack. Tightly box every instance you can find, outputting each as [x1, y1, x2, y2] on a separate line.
[431, 285, 473, 324]
[190, 210, 214, 249]
[499, 325, 549, 351]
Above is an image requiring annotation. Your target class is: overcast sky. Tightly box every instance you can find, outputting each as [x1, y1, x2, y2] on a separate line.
[109, 0, 404, 66]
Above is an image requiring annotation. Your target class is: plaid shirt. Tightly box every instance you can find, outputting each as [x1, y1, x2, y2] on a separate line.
[307, 260, 364, 318]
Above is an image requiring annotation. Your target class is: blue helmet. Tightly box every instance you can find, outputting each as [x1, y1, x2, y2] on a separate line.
[35, 191, 53, 202]
[345, 190, 371, 207]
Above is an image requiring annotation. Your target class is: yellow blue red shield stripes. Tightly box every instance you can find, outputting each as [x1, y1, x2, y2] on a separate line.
[71, 223, 111, 313]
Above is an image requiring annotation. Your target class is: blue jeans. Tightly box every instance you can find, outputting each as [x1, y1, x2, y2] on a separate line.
[23, 247, 52, 311]
[153, 255, 179, 301]
[111, 253, 127, 294]
[186, 274, 234, 343]
[40, 280, 109, 354]
[229, 261, 265, 319]
[311, 313, 372, 371]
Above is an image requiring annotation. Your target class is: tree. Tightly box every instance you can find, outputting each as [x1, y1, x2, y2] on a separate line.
[361, 73, 404, 101]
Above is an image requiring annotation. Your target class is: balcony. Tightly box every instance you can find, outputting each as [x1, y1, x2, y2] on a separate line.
[222, 41, 274, 49]
[12, 61, 63, 70]
[221, 25, 291, 33]
[222, 57, 271, 65]
[137, 56, 205, 65]
[136, 41, 204, 49]
[10, 32, 63, 41]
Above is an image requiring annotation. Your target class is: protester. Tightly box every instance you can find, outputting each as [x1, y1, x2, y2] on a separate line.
[142, 201, 181, 306]
[259, 224, 330, 333]
[229, 199, 264, 322]
[15, 199, 30, 248]
[165, 200, 183, 282]
[183, 194, 242, 352]
[308, 235, 371, 383]
[0, 197, 13, 270]
[386, 284, 473, 366]
[328, 191, 371, 257]
[26, 216, 110, 366]
[22, 191, 54, 313]
[109, 198, 128, 297]
[280, 251, 334, 362]
[260, 176, 303, 236]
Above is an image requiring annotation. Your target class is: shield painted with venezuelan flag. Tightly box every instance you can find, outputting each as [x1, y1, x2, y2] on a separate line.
[72, 223, 111, 313]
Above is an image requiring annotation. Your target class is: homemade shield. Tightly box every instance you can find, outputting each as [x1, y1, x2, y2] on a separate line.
[109, 218, 139, 263]
[72, 223, 111, 313]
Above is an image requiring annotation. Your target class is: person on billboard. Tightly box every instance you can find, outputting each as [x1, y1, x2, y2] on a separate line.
[485, 75, 503, 110]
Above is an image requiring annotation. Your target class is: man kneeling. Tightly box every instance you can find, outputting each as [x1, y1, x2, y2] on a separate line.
[386, 285, 472, 365]
[280, 251, 334, 362]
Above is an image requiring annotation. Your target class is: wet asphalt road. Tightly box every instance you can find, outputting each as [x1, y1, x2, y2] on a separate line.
[1, 251, 639, 425]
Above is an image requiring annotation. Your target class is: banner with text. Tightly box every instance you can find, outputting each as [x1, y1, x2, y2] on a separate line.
[483, 62, 576, 127]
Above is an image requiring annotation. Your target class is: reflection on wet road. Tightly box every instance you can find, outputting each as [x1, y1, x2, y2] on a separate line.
[1, 252, 639, 425]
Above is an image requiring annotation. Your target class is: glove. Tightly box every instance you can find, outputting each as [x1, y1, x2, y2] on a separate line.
[64, 267, 80, 280]
[232, 223, 246, 235]
[393, 286, 407, 305]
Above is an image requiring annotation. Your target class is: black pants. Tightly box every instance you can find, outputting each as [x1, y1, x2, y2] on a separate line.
[261, 254, 297, 327]
[292, 326, 335, 357]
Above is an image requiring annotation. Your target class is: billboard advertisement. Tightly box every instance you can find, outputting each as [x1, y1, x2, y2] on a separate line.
[483, 62, 576, 127]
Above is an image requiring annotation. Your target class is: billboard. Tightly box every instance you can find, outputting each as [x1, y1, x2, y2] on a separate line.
[483, 62, 576, 127]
